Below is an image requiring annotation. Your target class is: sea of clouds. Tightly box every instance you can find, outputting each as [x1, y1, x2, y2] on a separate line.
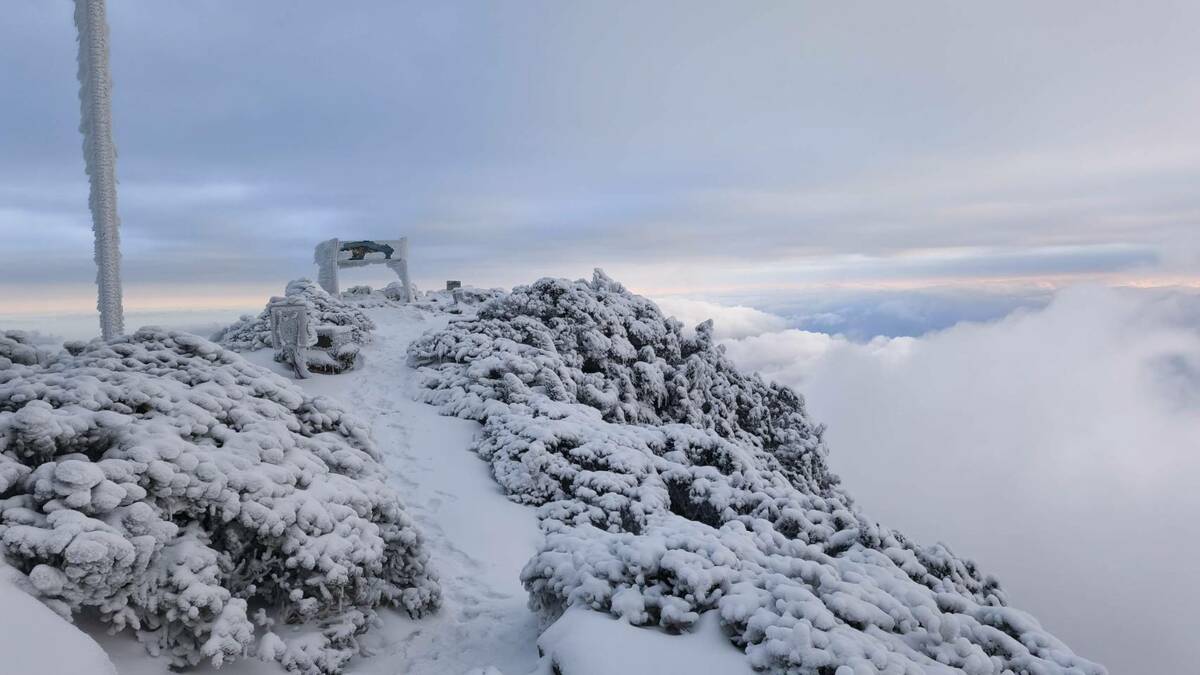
[658, 287, 1200, 674]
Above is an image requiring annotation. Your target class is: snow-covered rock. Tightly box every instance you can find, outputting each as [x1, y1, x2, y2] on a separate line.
[408, 270, 1105, 675]
[0, 327, 438, 673]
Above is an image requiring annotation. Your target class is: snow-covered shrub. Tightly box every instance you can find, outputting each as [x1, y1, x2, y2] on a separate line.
[453, 286, 507, 306]
[409, 270, 1104, 674]
[0, 328, 438, 673]
[0, 331, 48, 368]
[410, 272, 831, 492]
[411, 285, 505, 311]
[339, 285, 408, 310]
[381, 281, 422, 302]
[213, 279, 375, 353]
[307, 325, 364, 375]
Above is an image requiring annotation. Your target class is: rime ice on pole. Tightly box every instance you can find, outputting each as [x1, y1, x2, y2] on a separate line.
[74, 0, 124, 340]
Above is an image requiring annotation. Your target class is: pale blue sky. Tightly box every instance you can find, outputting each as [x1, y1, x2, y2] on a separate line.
[2, 0, 1198, 320]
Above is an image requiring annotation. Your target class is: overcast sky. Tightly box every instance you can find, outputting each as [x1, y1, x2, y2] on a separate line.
[2, 0, 1199, 317]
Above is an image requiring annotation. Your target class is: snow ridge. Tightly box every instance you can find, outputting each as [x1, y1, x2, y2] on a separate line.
[0, 328, 438, 673]
[408, 270, 1105, 675]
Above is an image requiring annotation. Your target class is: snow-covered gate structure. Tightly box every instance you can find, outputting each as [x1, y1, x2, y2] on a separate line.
[315, 236, 413, 301]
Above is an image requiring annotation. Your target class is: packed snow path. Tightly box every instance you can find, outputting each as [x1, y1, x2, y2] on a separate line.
[284, 306, 544, 675]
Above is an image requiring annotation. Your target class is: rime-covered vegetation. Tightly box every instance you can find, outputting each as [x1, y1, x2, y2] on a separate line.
[408, 271, 1104, 675]
[1, 331, 49, 368]
[0, 328, 438, 673]
[213, 279, 375, 353]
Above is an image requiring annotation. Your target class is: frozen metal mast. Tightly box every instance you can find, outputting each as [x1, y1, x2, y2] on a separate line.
[75, 0, 125, 339]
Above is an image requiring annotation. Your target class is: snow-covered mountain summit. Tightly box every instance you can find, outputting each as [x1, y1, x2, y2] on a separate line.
[0, 273, 1104, 675]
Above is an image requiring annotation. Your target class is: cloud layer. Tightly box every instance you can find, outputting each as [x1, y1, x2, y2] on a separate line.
[695, 287, 1200, 674]
[651, 298, 787, 340]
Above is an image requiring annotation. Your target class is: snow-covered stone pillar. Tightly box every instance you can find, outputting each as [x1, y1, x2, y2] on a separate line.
[314, 238, 340, 295]
[269, 297, 314, 379]
[386, 237, 414, 303]
[75, 0, 124, 340]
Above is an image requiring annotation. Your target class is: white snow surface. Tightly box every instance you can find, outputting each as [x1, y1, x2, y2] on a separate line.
[535, 608, 754, 675]
[0, 560, 118, 675]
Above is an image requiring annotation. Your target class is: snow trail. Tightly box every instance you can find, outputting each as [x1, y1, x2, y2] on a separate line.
[303, 307, 543, 675]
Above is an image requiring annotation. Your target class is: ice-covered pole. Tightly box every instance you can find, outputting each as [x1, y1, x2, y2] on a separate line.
[75, 0, 124, 339]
